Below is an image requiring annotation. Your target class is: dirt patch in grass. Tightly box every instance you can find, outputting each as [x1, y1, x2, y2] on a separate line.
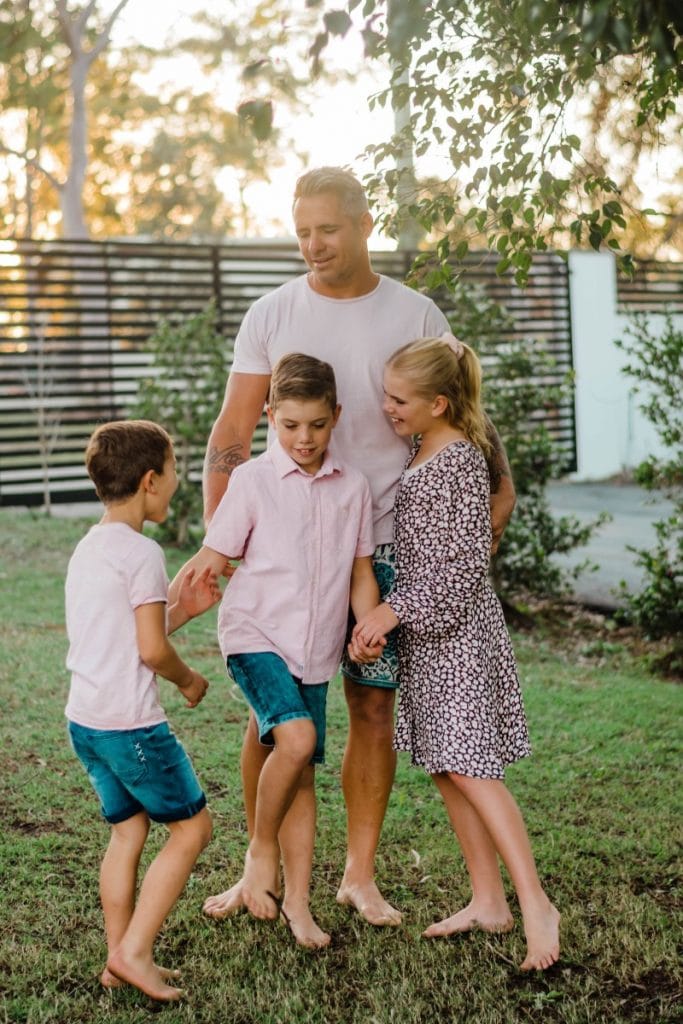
[630, 872, 682, 909]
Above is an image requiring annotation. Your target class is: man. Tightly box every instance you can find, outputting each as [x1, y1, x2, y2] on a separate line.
[202, 167, 515, 927]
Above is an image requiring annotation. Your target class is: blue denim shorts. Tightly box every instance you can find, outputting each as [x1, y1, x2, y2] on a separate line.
[227, 652, 328, 765]
[67, 719, 206, 825]
[341, 543, 400, 689]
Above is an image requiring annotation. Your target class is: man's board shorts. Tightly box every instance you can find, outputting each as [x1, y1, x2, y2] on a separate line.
[341, 542, 399, 690]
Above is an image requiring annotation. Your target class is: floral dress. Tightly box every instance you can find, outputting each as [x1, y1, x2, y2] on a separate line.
[387, 440, 531, 779]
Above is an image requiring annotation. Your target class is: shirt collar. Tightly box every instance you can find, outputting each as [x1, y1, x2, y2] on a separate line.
[269, 438, 342, 480]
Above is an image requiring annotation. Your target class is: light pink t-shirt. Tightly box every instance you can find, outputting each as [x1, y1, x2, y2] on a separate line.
[231, 274, 449, 544]
[65, 523, 169, 730]
[204, 441, 375, 684]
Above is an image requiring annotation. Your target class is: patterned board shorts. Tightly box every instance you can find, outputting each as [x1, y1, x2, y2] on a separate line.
[341, 543, 399, 690]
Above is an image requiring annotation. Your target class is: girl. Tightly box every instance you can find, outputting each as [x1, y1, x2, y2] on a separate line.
[351, 334, 560, 971]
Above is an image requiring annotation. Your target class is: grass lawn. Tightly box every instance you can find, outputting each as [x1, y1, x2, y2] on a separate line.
[0, 508, 680, 1024]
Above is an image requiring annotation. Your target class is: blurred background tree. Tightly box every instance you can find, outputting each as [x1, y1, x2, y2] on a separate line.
[0, 0, 325, 239]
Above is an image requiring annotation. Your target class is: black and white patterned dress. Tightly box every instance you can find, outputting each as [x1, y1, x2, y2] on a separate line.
[387, 440, 531, 779]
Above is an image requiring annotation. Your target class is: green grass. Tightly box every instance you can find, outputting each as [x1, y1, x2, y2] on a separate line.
[0, 508, 680, 1024]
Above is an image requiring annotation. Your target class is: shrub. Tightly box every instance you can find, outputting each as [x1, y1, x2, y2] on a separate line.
[132, 301, 227, 545]
[615, 313, 682, 672]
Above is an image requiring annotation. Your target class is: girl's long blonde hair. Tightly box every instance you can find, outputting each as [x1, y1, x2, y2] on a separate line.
[387, 336, 491, 457]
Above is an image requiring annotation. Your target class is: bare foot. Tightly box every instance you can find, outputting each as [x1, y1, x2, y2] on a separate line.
[100, 964, 181, 989]
[242, 843, 280, 919]
[520, 902, 561, 971]
[106, 950, 184, 1002]
[281, 900, 331, 949]
[336, 880, 402, 926]
[423, 900, 514, 938]
[203, 878, 246, 919]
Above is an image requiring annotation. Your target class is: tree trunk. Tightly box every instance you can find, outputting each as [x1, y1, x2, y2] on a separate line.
[61, 56, 89, 238]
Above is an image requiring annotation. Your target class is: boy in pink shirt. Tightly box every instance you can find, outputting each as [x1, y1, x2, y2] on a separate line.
[172, 354, 382, 947]
[65, 420, 219, 1002]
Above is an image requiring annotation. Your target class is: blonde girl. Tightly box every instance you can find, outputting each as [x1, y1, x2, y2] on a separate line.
[351, 334, 560, 971]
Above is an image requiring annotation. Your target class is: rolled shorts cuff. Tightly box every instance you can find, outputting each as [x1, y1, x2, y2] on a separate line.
[227, 652, 328, 765]
[67, 720, 206, 825]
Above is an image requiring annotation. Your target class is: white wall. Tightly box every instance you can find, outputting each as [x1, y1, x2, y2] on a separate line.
[568, 251, 681, 480]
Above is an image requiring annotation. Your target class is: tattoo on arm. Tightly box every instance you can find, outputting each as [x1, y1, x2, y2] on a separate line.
[207, 443, 246, 477]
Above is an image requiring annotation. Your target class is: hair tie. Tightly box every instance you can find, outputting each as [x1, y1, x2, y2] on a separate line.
[439, 331, 465, 360]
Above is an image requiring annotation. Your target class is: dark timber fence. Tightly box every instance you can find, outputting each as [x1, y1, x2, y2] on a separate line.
[1, 239, 576, 506]
[616, 259, 683, 313]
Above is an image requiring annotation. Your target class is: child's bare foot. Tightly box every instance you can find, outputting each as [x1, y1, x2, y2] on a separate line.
[520, 901, 561, 971]
[242, 843, 280, 919]
[100, 964, 181, 989]
[336, 880, 402, 926]
[423, 899, 514, 938]
[106, 950, 184, 1002]
[203, 878, 246, 919]
[281, 900, 331, 949]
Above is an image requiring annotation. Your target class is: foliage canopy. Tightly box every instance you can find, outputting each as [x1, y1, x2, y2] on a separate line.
[309, 1, 683, 282]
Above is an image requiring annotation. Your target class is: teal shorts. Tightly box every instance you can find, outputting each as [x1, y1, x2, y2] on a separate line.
[68, 720, 206, 825]
[227, 652, 328, 765]
[341, 543, 399, 690]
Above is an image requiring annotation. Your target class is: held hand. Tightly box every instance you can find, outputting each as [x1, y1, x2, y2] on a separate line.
[222, 561, 238, 581]
[353, 602, 399, 649]
[178, 669, 209, 708]
[178, 567, 222, 618]
[347, 634, 386, 665]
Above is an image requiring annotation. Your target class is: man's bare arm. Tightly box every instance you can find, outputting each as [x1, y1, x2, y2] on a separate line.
[203, 372, 271, 524]
[484, 415, 516, 554]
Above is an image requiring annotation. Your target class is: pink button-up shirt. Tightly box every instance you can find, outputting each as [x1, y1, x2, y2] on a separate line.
[204, 440, 375, 684]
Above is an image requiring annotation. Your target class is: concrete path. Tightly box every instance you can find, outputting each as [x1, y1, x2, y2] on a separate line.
[546, 481, 675, 611]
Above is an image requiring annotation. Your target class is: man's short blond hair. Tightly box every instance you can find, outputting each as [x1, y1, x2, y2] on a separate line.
[293, 167, 369, 219]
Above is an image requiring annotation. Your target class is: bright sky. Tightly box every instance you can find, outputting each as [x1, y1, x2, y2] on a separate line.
[110, 0, 395, 244]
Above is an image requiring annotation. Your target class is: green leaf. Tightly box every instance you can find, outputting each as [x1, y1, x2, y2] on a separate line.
[323, 10, 352, 36]
[237, 98, 274, 141]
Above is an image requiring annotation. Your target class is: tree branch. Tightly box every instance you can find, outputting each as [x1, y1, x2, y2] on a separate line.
[55, 0, 131, 63]
[91, 0, 131, 60]
[0, 143, 63, 194]
[54, 0, 78, 53]
[76, 0, 100, 37]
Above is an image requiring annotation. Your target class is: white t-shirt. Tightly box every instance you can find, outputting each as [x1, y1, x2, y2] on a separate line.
[64, 523, 169, 730]
[231, 274, 449, 544]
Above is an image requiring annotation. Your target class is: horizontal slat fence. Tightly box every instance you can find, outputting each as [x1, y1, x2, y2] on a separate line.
[1, 239, 574, 506]
[617, 259, 683, 313]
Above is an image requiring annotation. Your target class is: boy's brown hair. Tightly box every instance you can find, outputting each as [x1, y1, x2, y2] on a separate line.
[269, 353, 338, 412]
[85, 420, 173, 504]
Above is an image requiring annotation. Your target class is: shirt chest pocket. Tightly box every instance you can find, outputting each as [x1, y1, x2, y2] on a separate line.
[319, 498, 356, 544]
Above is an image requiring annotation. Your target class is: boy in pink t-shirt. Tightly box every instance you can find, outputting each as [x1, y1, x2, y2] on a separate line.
[172, 354, 383, 948]
[65, 420, 220, 1002]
